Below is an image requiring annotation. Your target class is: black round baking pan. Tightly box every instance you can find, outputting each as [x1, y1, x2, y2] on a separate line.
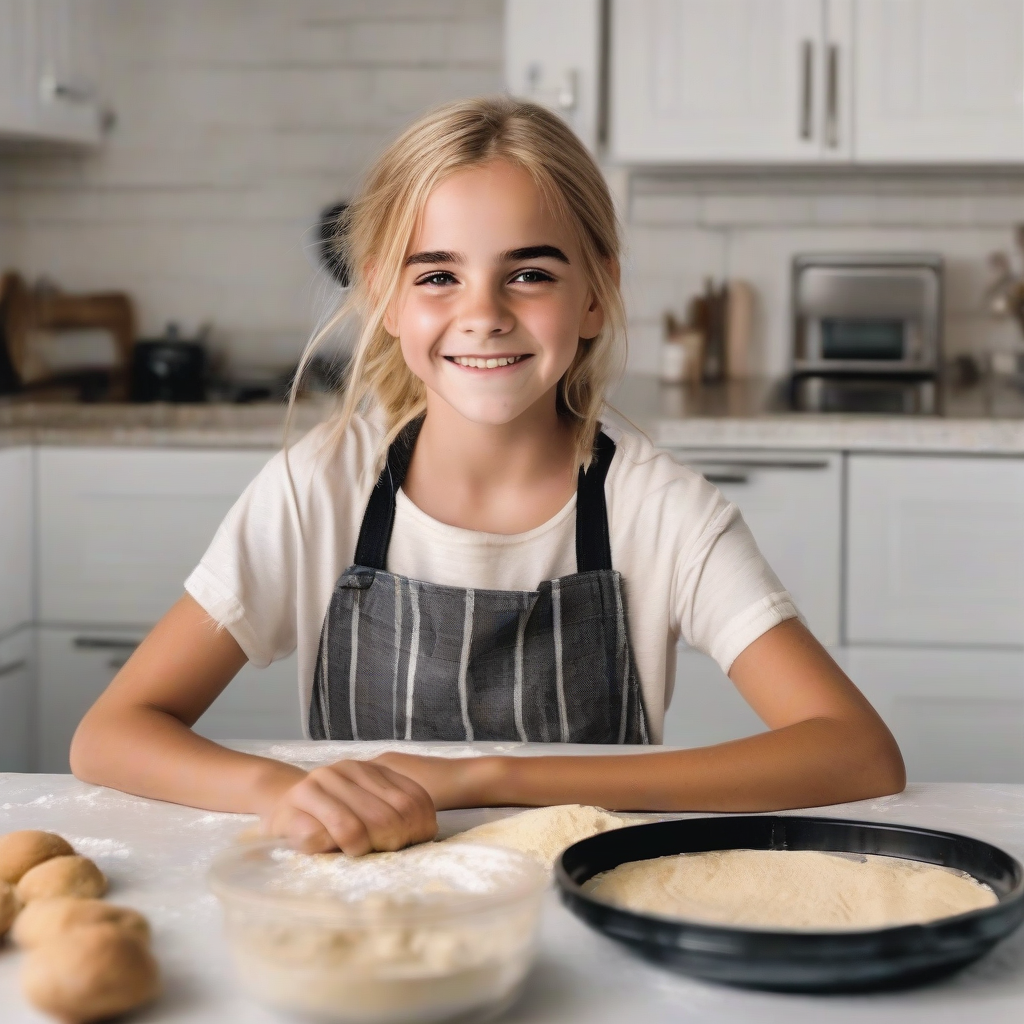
[555, 815, 1024, 993]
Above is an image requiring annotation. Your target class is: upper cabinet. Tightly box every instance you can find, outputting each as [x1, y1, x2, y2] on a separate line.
[854, 0, 1024, 162]
[610, 0, 853, 163]
[504, 0, 604, 152]
[0, 0, 102, 146]
[534, 0, 1024, 165]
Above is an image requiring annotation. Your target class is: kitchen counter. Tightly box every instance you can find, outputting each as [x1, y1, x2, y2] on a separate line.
[6, 375, 1024, 453]
[2, 741, 1023, 1023]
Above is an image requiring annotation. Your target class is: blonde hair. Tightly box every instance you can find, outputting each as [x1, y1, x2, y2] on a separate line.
[289, 95, 626, 470]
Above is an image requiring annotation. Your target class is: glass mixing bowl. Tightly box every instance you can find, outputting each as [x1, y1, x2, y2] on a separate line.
[208, 840, 547, 1024]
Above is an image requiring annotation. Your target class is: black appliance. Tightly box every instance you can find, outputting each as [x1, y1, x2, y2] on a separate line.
[131, 323, 207, 402]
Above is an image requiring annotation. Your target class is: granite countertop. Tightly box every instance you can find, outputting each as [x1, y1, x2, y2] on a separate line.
[6, 375, 1024, 453]
[2, 742, 1024, 1023]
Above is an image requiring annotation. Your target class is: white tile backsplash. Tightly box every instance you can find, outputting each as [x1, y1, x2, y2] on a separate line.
[2, 2, 1024, 377]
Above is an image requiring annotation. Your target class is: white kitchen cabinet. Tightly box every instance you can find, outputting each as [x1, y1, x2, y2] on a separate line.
[37, 627, 303, 773]
[505, 0, 603, 152]
[37, 447, 275, 627]
[0, 0, 101, 146]
[845, 646, 1024, 782]
[669, 449, 842, 645]
[847, 454, 1024, 646]
[0, 446, 33, 640]
[663, 645, 767, 747]
[0, 628, 33, 772]
[610, 0, 853, 163]
[854, 0, 1024, 163]
[194, 653, 303, 743]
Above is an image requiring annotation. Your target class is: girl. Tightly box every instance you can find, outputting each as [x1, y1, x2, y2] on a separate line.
[70, 97, 905, 856]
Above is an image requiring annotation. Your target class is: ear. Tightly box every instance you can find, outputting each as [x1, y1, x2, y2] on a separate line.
[364, 259, 399, 337]
[579, 257, 619, 341]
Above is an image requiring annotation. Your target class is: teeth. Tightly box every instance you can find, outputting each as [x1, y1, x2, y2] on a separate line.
[452, 355, 525, 368]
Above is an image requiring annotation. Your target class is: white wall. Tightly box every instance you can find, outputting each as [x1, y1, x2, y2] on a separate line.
[0, 0, 503, 368]
[621, 173, 1024, 377]
[1, 2, 1022, 379]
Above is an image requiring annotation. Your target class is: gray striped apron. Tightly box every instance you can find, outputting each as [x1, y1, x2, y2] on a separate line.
[308, 420, 649, 744]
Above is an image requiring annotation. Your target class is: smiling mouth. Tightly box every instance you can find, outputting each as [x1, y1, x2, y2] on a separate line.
[444, 354, 532, 369]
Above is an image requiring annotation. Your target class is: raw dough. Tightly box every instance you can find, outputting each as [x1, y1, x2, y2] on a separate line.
[13, 897, 150, 949]
[21, 922, 160, 1024]
[0, 879, 16, 936]
[0, 831, 74, 884]
[445, 805, 646, 868]
[585, 848, 999, 931]
[16, 855, 107, 903]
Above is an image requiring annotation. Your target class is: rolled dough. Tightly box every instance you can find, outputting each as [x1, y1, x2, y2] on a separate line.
[445, 805, 645, 868]
[585, 849, 998, 931]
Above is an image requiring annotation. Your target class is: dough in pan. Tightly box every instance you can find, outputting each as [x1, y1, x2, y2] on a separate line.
[585, 848, 998, 930]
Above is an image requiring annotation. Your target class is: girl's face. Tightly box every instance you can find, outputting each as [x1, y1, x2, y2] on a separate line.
[384, 160, 607, 427]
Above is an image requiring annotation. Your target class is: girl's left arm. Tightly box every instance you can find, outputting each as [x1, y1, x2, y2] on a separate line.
[375, 618, 906, 812]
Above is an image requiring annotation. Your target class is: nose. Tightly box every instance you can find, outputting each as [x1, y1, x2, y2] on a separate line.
[455, 280, 515, 339]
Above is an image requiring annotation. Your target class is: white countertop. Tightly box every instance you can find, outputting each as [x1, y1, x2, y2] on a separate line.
[2, 742, 1024, 1023]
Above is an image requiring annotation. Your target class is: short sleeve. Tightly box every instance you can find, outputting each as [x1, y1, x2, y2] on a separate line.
[678, 500, 800, 673]
[185, 449, 300, 668]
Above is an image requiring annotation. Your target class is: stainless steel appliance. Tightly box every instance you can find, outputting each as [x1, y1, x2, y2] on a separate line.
[790, 253, 943, 413]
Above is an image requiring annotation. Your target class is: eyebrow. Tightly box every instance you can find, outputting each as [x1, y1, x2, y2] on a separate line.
[403, 244, 570, 267]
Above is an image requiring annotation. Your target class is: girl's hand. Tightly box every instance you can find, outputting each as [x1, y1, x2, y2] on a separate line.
[371, 752, 502, 810]
[259, 760, 438, 856]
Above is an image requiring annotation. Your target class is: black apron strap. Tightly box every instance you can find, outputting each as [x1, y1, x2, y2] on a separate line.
[353, 419, 616, 573]
[353, 416, 424, 570]
[575, 430, 616, 573]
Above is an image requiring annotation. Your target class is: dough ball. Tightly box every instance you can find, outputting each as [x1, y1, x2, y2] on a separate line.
[21, 922, 160, 1024]
[13, 897, 150, 949]
[16, 855, 107, 903]
[0, 879, 17, 936]
[0, 830, 74, 884]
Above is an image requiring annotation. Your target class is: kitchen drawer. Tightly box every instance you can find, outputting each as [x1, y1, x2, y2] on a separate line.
[847, 455, 1024, 645]
[844, 646, 1024, 783]
[663, 645, 766, 748]
[0, 446, 33, 638]
[0, 628, 34, 772]
[669, 449, 842, 646]
[37, 626, 146, 773]
[38, 447, 275, 626]
[38, 627, 303, 772]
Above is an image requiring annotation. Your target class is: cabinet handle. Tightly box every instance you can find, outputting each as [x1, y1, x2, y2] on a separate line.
[0, 659, 27, 679]
[825, 43, 839, 148]
[107, 658, 130, 671]
[73, 637, 139, 652]
[686, 459, 831, 472]
[704, 473, 750, 485]
[799, 39, 814, 140]
[39, 74, 95, 105]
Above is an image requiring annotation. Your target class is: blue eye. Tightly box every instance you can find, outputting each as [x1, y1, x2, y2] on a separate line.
[511, 269, 554, 284]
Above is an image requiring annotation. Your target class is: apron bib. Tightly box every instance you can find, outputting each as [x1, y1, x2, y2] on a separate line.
[308, 420, 649, 744]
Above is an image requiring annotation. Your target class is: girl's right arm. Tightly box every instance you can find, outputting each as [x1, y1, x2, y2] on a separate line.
[69, 594, 436, 855]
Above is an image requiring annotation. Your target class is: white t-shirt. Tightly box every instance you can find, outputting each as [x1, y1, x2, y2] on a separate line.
[185, 413, 798, 742]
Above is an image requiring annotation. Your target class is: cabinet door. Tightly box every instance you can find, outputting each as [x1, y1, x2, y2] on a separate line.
[663, 646, 767, 747]
[611, 0, 839, 162]
[0, 446, 33, 639]
[845, 647, 1024, 782]
[847, 455, 1024, 645]
[194, 653, 304, 742]
[0, 629, 33, 772]
[0, 0, 34, 136]
[38, 448, 275, 626]
[669, 449, 842, 645]
[505, 0, 602, 152]
[855, 0, 1024, 162]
